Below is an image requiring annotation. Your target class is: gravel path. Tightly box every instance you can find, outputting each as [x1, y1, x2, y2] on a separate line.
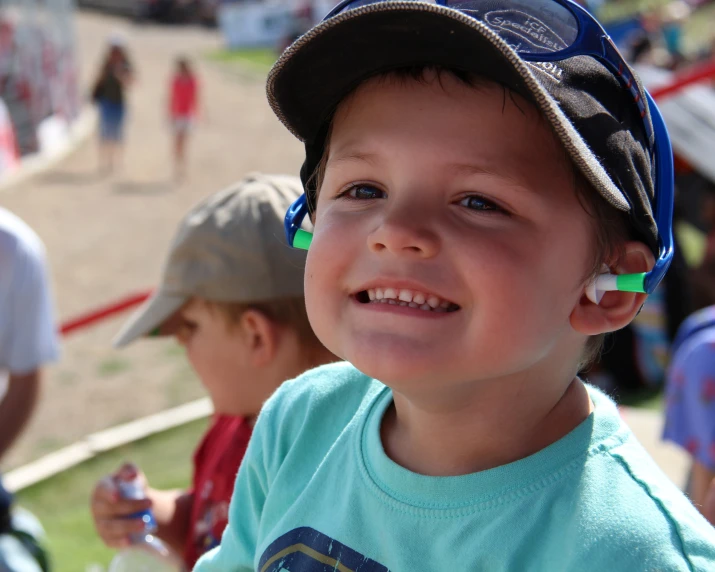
[1, 10, 303, 468]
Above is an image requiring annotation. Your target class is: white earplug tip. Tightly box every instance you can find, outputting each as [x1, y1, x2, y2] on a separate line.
[585, 281, 605, 305]
[586, 273, 618, 305]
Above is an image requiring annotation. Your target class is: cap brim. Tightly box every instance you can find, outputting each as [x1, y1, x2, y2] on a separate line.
[112, 292, 187, 348]
[267, 2, 630, 212]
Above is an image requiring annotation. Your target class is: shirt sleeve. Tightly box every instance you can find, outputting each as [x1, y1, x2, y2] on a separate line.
[3, 238, 59, 374]
[663, 339, 715, 470]
[192, 415, 268, 571]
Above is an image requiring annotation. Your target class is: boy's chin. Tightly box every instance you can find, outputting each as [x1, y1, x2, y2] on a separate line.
[348, 351, 449, 388]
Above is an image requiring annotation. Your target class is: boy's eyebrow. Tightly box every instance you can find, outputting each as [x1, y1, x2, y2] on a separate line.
[448, 162, 531, 191]
[326, 150, 381, 168]
[449, 162, 508, 178]
[325, 154, 532, 193]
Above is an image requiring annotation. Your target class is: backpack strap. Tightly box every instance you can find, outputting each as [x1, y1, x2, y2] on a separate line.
[2, 528, 51, 572]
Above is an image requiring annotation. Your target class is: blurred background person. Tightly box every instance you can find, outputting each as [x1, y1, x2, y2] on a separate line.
[663, 304, 715, 525]
[690, 186, 715, 310]
[90, 174, 335, 569]
[91, 34, 133, 174]
[168, 56, 199, 183]
[0, 208, 59, 570]
[660, 0, 690, 70]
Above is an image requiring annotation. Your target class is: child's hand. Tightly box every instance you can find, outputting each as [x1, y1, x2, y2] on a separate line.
[90, 463, 153, 548]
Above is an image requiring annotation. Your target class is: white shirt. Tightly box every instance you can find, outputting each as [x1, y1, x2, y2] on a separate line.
[0, 208, 59, 388]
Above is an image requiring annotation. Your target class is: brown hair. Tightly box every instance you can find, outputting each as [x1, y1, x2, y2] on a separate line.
[572, 175, 631, 370]
[309, 66, 632, 370]
[206, 297, 327, 366]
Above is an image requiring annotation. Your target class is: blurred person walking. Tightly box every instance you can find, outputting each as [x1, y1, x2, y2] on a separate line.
[168, 57, 199, 182]
[91, 35, 134, 174]
[0, 208, 59, 571]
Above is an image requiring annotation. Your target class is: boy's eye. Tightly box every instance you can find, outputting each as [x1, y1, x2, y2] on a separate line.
[458, 195, 503, 213]
[343, 184, 386, 200]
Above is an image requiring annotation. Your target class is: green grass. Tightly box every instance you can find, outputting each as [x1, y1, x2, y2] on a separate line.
[684, 2, 715, 55]
[15, 418, 209, 572]
[97, 357, 131, 378]
[206, 48, 278, 73]
[676, 221, 707, 267]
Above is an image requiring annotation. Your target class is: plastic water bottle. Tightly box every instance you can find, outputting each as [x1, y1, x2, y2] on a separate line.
[107, 476, 186, 572]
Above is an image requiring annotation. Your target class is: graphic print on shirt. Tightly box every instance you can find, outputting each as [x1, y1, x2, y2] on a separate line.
[192, 480, 229, 555]
[258, 527, 389, 572]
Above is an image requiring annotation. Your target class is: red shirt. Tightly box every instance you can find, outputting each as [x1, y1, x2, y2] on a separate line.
[170, 74, 198, 118]
[184, 415, 252, 568]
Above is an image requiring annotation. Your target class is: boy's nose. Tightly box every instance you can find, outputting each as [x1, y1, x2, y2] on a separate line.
[367, 210, 440, 259]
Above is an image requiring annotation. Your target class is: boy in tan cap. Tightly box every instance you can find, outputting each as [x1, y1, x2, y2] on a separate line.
[89, 173, 334, 569]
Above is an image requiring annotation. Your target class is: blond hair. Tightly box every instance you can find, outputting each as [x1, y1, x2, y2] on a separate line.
[206, 297, 326, 365]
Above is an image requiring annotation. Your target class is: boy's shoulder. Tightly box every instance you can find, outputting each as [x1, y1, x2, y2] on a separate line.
[569, 391, 715, 569]
[254, 361, 385, 458]
[269, 360, 381, 406]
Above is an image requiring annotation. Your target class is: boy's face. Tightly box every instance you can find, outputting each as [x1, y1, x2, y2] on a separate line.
[305, 72, 598, 389]
[173, 299, 259, 415]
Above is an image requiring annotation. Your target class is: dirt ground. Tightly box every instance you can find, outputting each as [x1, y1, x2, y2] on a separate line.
[0, 10, 304, 469]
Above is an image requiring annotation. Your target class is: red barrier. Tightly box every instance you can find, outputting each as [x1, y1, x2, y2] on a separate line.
[59, 290, 152, 336]
[651, 60, 715, 101]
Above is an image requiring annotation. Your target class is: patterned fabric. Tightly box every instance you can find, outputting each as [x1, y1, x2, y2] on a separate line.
[664, 306, 715, 470]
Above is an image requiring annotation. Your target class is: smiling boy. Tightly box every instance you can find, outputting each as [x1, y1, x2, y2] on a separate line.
[195, 1, 715, 570]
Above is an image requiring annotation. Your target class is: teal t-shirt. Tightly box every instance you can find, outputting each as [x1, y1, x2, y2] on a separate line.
[194, 362, 715, 571]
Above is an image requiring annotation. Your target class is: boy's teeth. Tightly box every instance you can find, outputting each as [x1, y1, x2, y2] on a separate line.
[361, 287, 457, 313]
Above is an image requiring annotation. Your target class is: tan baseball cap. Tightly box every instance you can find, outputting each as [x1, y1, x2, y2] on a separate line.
[113, 173, 308, 348]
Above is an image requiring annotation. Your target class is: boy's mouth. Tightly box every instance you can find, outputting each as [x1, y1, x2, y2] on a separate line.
[354, 287, 460, 313]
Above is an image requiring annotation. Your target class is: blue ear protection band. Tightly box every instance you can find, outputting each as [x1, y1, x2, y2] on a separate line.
[282, 1, 675, 305]
[284, 193, 313, 250]
[284, 94, 672, 304]
[284, 97, 672, 303]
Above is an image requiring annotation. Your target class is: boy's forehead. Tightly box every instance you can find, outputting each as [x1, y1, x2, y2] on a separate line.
[270, 6, 660, 257]
[327, 73, 563, 168]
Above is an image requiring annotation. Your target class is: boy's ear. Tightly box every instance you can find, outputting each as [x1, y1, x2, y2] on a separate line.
[239, 309, 280, 367]
[570, 241, 656, 336]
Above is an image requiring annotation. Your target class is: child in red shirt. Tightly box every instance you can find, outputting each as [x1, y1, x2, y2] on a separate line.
[184, 415, 252, 564]
[89, 174, 335, 569]
[169, 57, 199, 181]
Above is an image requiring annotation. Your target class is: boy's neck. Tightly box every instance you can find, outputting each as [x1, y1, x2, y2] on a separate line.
[380, 373, 592, 477]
